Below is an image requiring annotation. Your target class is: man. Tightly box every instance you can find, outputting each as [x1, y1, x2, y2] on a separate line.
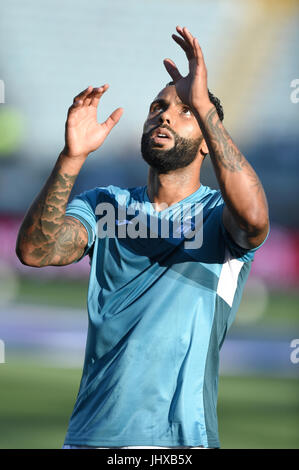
[16, 26, 269, 449]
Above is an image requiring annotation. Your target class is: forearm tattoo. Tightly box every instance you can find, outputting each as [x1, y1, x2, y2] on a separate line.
[17, 162, 88, 266]
[204, 107, 263, 195]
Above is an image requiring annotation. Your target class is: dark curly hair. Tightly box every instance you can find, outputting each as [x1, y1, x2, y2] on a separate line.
[166, 81, 224, 122]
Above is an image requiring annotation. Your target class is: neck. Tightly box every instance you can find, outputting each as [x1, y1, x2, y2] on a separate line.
[147, 162, 202, 212]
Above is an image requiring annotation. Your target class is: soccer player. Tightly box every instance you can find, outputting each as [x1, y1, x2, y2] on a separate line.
[16, 26, 269, 449]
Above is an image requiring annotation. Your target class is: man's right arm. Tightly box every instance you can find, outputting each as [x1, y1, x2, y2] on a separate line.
[16, 84, 123, 267]
[16, 153, 88, 267]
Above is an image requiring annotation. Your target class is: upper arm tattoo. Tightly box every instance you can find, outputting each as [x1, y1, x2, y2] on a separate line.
[52, 216, 89, 265]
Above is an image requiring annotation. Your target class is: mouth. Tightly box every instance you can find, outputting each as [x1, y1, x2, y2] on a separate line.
[150, 127, 174, 145]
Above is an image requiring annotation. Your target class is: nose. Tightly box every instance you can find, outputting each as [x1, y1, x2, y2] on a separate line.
[159, 108, 171, 125]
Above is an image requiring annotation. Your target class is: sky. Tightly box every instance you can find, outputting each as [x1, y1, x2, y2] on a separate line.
[0, 0, 298, 163]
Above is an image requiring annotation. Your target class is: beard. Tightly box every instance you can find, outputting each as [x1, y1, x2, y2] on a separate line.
[141, 126, 203, 173]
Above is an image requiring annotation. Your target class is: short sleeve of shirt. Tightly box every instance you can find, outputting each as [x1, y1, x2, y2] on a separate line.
[65, 189, 98, 261]
[217, 203, 270, 262]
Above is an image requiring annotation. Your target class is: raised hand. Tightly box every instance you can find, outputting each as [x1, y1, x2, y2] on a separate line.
[164, 26, 210, 112]
[64, 84, 123, 159]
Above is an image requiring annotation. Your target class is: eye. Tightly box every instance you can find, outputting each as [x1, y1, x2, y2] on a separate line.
[182, 107, 191, 116]
[150, 103, 163, 113]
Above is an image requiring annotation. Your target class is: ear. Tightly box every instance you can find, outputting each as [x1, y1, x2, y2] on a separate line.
[199, 139, 209, 158]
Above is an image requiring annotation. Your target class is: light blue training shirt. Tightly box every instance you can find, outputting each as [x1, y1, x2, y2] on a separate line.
[63, 183, 268, 448]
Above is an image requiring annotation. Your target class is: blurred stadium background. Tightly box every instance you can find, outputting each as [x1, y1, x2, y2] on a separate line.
[0, 0, 298, 449]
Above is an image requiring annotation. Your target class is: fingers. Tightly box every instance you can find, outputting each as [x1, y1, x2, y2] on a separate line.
[89, 84, 109, 107]
[193, 37, 205, 64]
[72, 84, 109, 108]
[173, 26, 204, 66]
[163, 58, 182, 83]
[102, 107, 124, 135]
[73, 85, 93, 105]
[172, 34, 193, 61]
[176, 26, 194, 48]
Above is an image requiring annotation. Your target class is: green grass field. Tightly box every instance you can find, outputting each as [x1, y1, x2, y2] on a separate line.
[1, 276, 298, 449]
[15, 276, 299, 327]
[0, 360, 298, 449]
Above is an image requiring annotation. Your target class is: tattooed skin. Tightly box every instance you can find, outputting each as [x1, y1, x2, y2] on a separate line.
[16, 159, 88, 267]
[204, 107, 263, 195]
[195, 104, 269, 248]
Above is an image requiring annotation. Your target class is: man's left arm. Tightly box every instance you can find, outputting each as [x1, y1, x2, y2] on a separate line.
[164, 26, 269, 250]
[195, 103, 269, 249]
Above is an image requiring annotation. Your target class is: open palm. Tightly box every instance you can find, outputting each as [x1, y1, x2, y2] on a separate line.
[65, 84, 123, 159]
